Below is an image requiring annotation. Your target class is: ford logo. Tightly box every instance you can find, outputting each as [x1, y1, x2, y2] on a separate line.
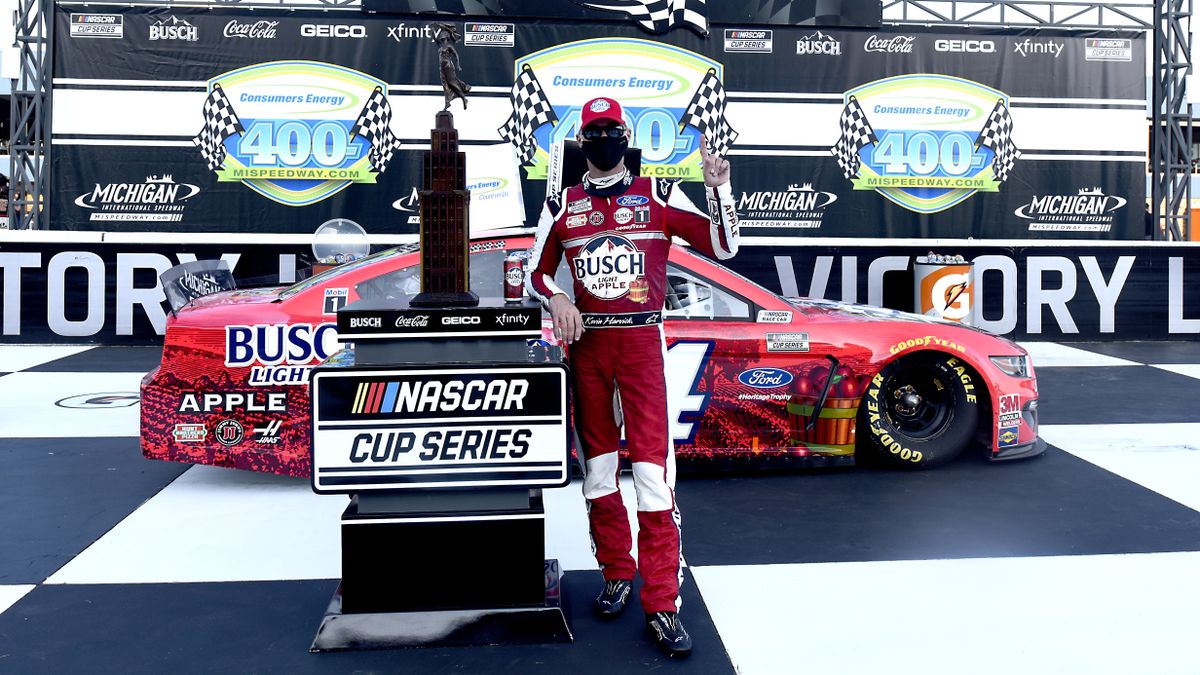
[737, 368, 794, 389]
[616, 195, 649, 207]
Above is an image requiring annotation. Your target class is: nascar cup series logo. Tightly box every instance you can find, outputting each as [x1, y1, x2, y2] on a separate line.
[191, 61, 400, 206]
[831, 75, 1021, 214]
[506, 38, 725, 181]
[572, 234, 646, 299]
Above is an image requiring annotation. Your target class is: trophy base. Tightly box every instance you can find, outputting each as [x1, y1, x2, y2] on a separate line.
[410, 290, 480, 308]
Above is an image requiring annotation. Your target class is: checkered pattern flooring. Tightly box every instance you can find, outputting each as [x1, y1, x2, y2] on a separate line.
[3, 342, 1200, 674]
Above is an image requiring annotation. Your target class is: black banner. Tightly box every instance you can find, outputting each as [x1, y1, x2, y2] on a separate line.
[53, 7, 1145, 238]
[3, 237, 1199, 343]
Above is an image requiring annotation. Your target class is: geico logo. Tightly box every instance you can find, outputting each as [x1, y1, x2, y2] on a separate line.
[301, 24, 366, 38]
[348, 428, 533, 463]
[935, 39, 995, 53]
[225, 323, 338, 367]
[442, 316, 481, 325]
[178, 392, 287, 413]
[349, 316, 381, 329]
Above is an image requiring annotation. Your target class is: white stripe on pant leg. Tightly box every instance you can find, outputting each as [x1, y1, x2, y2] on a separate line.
[631, 462, 675, 511]
[583, 451, 620, 500]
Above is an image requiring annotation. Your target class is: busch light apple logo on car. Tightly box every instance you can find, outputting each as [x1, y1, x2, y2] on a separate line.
[572, 234, 646, 299]
[192, 61, 399, 206]
[509, 38, 724, 182]
[225, 323, 339, 385]
[831, 74, 1021, 213]
[737, 367, 794, 389]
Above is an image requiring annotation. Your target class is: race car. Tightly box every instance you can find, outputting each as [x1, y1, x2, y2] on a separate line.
[141, 236, 1044, 476]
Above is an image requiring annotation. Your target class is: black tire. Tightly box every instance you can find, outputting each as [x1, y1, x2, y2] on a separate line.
[858, 353, 980, 469]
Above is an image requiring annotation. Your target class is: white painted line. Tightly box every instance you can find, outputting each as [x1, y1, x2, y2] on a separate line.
[0, 585, 36, 615]
[0, 372, 144, 438]
[1018, 342, 1141, 368]
[1151, 364, 1200, 381]
[0, 345, 94, 372]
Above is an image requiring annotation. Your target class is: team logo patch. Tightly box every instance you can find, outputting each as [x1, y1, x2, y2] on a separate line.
[737, 368, 794, 389]
[589, 211, 605, 226]
[323, 288, 349, 315]
[567, 197, 592, 214]
[214, 419, 245, 446]
[173, 423, 207, 443]
[613, 208, 634, 225]
[566, 214, 588, 228]
[616, 195, 649, 207]
[589, 98, 611, 113]
[635, 207, 651, 223]
[572, 234, 646, 300]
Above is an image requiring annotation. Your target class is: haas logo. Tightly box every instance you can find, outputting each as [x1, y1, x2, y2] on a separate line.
[572, 235, 646, 300]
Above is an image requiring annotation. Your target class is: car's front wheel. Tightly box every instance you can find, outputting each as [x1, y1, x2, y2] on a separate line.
[858, 353, 980, 469]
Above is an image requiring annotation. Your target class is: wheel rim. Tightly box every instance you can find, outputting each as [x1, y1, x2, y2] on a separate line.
[882, 363, 954, 439]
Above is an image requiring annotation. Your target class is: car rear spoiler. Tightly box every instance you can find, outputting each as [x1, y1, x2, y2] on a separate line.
[160, 259, 237, 314]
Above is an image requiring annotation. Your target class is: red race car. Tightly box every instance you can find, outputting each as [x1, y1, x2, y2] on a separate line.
[141, 237, 1044, 476]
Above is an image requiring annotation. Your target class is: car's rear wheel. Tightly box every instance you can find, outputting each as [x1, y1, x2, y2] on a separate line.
[858, 353, 980, 469]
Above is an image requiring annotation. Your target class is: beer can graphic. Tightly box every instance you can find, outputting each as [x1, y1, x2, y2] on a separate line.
[504, 250, 528, 302]
[628, 277, 649, 304]
[914, 259, 974, 324]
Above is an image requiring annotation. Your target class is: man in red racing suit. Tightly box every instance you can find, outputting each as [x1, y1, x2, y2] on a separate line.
[526, 97, 739, 657]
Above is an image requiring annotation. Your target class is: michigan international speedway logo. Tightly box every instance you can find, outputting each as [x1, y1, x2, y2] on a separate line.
[192, 61, 401, 207]
[831, 74, 1021, 214]
[502, 38, 729, 182]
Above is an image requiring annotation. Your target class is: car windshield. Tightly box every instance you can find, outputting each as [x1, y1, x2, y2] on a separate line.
[673, 246, 783, 301]
[278, 245, 416, 299]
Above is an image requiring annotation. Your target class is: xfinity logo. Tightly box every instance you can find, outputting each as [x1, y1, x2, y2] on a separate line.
[224, 20, 278, 39]
[443, 316, 481, 326]
[1014, 38, 1063, 58]
[864, 35, 915, 54]
[388, 23, 436, 42]
[935, 39, 994, 54]
[494, 313, 531, 327]
[301, 24, 367, 39]
[150, 17, 197, 42]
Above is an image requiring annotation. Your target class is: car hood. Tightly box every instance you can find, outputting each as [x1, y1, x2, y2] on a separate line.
[180, 286, 284, 312]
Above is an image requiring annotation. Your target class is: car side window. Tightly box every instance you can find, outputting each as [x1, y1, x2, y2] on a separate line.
[664, 264, 750, 320]
[356, 251, 548, 302]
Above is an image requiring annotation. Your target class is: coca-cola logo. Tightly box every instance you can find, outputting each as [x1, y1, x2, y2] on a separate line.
[863, 35, 915, 54]
[224, 20, 278, 39]
[394, 315, 430, 328]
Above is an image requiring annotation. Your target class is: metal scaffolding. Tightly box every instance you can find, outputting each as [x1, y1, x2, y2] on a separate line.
[8, 0, 52, 230]
[1152, 0, 1193, 241]
[883, 1, 1154, 28]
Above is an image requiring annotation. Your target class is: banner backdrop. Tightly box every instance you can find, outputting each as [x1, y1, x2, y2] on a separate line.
[3, 237, 1198, 344]
[52, 7, 1146, 238]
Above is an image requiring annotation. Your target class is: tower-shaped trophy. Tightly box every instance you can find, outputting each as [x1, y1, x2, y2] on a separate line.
[410, 114, 477, 308]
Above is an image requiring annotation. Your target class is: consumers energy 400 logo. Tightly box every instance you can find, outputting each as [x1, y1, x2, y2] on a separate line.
[831, 75, 1021, 213]
[192, 61, 401, 206]
[506, 39, 724, 181]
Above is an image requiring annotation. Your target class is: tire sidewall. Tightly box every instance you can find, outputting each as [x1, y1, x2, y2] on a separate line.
[860, 353, 980, 469]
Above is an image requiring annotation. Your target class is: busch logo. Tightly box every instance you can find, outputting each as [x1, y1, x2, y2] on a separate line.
[150, 17, 197, 41]
[796, 31, 841, 55]
[224, 20, 278, 39]
[505, 267, 524, 286]
[737, 368, 795, 389]
[225, 323, 338, 367]
[572, 235, 647, 300]
[394, 315, 430, 328]
[349, 316, 381, 329]
[1015, 187, 1128, 232]
[864, 35, 916, 54]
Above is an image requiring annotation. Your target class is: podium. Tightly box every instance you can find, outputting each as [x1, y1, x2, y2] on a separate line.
[309, 297, 572, 650]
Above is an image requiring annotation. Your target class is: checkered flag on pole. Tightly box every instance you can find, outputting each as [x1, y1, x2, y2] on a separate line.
[351, 87, 403, 173]
[576, 0, 708, 35]
[975, 99, 1021, 183]
[192, 84, 244, 171]
[499, 64, 558, 165]
[830, 95, 878, 179]
[679, 68, 738, 158]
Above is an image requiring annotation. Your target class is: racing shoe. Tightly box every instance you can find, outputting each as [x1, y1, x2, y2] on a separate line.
[646, 611, 692, 657]
[593, 579, 633, 618]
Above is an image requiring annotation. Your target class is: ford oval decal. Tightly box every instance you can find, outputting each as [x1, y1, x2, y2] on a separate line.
[616, 195, 649, 207]
[737, 368, 794, 389]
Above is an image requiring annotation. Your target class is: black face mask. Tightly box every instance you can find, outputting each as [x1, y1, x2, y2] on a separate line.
[581, 135, 628, 172]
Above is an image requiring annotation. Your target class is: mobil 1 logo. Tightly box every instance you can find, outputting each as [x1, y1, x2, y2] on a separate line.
[310, 364, 570, 493]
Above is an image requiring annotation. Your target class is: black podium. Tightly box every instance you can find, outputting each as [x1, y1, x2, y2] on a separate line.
[308, 297, 573, 650]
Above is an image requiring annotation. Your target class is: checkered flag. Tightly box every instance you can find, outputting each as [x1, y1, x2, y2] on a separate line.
[831, 96, 877, 179]
[975, 99, 1021, 183]
[351, 87, 403, 173]
[499, 64, 558, 165]
[576, 0, 708, 35]
[192, 84, 244, 172]
[679, 68, 738, 158]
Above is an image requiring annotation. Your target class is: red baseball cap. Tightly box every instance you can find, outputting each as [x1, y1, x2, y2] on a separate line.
[580, 97, 625, 130]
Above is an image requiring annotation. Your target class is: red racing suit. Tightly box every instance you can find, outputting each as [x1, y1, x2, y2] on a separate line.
[526, 173, 739, 613]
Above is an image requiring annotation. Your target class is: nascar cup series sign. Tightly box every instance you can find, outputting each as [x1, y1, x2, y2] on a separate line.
[192, 61, 400, 206]
[310, 365, 570, 492]
[508, 38, 723, 182]
[832, 74, 1021, 214]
